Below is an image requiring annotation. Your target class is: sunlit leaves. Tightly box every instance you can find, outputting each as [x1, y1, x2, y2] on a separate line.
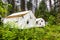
[0, 24, 60, 40]
[0, 0, 12, 17]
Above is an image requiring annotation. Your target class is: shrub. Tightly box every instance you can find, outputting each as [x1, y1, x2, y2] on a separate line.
[48, 15, 56, 25]
[56, 13, 60, 25]
[0, 23, 60, 40]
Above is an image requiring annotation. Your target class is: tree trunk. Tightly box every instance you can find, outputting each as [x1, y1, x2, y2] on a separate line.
[21, 0, 25, 11]
[54, 0, 58, 12]
[49, 0, 52, 11]
[58, 0, 60, 13]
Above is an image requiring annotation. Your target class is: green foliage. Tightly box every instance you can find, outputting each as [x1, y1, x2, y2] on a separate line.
[0, 0, 12, 25]
[7, 4, 12, 14]
[48, 15, 56, 25]
[0, 2, 8, 17]
[56, 13, 60, 25]
[0, 23, 60, 40]
[35, 0, 58, 25]
[0, 0, 12, 17]
[27, 1, 32, 10]
[35, 0, 48, 21]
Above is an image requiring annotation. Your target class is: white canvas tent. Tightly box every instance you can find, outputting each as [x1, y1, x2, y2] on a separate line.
[3, 10, 45, 29]
[3, 11, 36, 29]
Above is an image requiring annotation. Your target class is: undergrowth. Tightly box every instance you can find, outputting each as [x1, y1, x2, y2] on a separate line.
[0, 24, 60, 40]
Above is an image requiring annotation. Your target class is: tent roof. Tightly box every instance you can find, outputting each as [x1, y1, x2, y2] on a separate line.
[6, 11, 29, 18]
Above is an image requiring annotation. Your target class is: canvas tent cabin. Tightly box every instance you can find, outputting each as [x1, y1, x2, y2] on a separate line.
[3, 10, 45, 29]
[3, 11, 36, 29]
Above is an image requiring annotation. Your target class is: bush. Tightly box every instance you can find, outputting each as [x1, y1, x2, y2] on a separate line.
[0, 23, 60, 40]
[56, 13, 60, 25]
[48, 15, 56, 25]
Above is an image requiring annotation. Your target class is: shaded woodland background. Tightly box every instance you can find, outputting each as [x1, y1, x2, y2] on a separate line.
[0, 0, 60, 40]
[0, 0, 60, 25]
